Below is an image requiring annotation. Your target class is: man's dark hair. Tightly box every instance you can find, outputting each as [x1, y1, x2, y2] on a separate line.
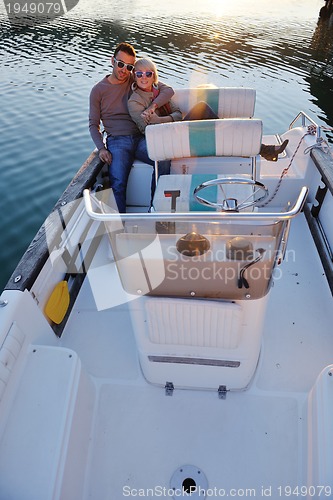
[114, 42, 136, 58]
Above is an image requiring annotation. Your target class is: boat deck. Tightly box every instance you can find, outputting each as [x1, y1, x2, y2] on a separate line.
[59, 211, 333, 498]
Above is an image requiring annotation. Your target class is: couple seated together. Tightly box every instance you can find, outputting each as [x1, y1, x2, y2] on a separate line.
[89, 42, 288, 213]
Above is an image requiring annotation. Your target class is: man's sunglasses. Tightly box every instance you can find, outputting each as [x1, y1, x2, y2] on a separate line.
[114, 58, 134, 72]
[135, 71, 154, 78]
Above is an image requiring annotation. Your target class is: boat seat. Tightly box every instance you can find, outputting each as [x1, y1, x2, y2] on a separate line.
[0, 345, 94, 500]
[171, 87, 256, 119]
[146, 118, 263, 181]
[126, 88, 257, 207]
[128, 294, 269, 391]
[307, 364, 333, 487]
[146, 118, 262, 161]
[126, 160, 153, 207]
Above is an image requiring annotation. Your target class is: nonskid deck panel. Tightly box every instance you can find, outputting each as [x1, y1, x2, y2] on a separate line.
[86, 383, 302, 498]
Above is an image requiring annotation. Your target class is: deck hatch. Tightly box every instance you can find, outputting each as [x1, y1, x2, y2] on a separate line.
[148, 355, 240, 367]
[170, 465, 208, 499]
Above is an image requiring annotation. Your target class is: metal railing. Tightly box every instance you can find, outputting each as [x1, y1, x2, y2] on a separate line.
[83, 186, 308, 223]
[289, 111, 321, 138]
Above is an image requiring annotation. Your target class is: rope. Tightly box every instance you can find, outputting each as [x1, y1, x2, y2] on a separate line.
[304, 136, 330, 155]
[258, 125, 319, 208]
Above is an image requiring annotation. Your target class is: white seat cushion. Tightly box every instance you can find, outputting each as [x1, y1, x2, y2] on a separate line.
[146, 119, 263, 161]
[172, 87, 256, 118]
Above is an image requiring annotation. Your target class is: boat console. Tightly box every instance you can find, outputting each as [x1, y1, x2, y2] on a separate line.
[84, 115, 308, 392]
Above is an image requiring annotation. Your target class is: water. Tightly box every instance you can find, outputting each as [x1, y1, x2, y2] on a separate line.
[0, 0, 332, 290]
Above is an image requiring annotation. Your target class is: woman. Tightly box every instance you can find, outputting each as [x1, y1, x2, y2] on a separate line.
[128, 58, 218, 131]
[128, 57, 288, 161]
[128, 57, 182, 133]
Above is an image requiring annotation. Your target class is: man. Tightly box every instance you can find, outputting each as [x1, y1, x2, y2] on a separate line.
[89, 42, 173, 212]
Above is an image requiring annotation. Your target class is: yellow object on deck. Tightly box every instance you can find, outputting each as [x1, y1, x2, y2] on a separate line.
[44, 280, 70, 324]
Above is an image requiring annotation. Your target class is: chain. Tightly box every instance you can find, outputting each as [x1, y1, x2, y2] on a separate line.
[258, 126, 316, 208]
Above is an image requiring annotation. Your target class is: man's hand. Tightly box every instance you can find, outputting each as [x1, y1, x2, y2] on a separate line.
[98, 147, 112, 165]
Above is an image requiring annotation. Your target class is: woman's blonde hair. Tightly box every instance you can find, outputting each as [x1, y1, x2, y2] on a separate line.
[134, 57, 158, 85]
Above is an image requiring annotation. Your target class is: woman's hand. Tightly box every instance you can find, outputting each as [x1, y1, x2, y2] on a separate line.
[147, 111, 162, 124]
[141, 102, 158, 124]
[140, 110, 173, 126]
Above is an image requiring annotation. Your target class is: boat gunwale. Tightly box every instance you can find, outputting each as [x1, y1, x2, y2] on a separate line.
[4, 151, 104, 293]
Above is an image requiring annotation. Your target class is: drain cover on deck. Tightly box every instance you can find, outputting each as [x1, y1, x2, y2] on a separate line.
[170, 464, 208, 498]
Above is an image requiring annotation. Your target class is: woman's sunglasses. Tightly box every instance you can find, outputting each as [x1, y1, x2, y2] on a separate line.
[135, 71, 154, 78]
[114, 58, 134, 72]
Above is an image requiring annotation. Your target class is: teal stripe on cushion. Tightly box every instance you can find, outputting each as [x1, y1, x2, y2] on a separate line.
[190, 174, 217, 211]
[197, 88, 219, 116]
[189, 121, 216, 157]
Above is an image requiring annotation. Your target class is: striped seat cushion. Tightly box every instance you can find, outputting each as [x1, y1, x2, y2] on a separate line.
[146, 118, 263, 161]
[172, 87, 256, 119]
[145, 297, 243, 349]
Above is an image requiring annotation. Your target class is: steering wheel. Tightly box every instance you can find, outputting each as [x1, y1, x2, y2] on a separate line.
[193, 177, 269, 211]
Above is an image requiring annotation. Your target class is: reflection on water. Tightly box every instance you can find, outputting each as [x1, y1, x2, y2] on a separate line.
[0, 0, 332, 288]
[308, 16, 333, 128]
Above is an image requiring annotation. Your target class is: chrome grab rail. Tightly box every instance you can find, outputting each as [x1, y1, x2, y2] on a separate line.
[83, 187, 308, 222]
[289, 111, 321, 138]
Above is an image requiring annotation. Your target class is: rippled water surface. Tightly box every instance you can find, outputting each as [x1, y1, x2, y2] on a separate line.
[0, 0, 333, 288]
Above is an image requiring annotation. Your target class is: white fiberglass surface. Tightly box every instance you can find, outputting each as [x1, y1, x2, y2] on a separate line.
[87, 384, 300, 498]
[60, 213, 333, 497]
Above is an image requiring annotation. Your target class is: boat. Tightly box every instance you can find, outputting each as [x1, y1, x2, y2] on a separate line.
[0, 86, 333, 499]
